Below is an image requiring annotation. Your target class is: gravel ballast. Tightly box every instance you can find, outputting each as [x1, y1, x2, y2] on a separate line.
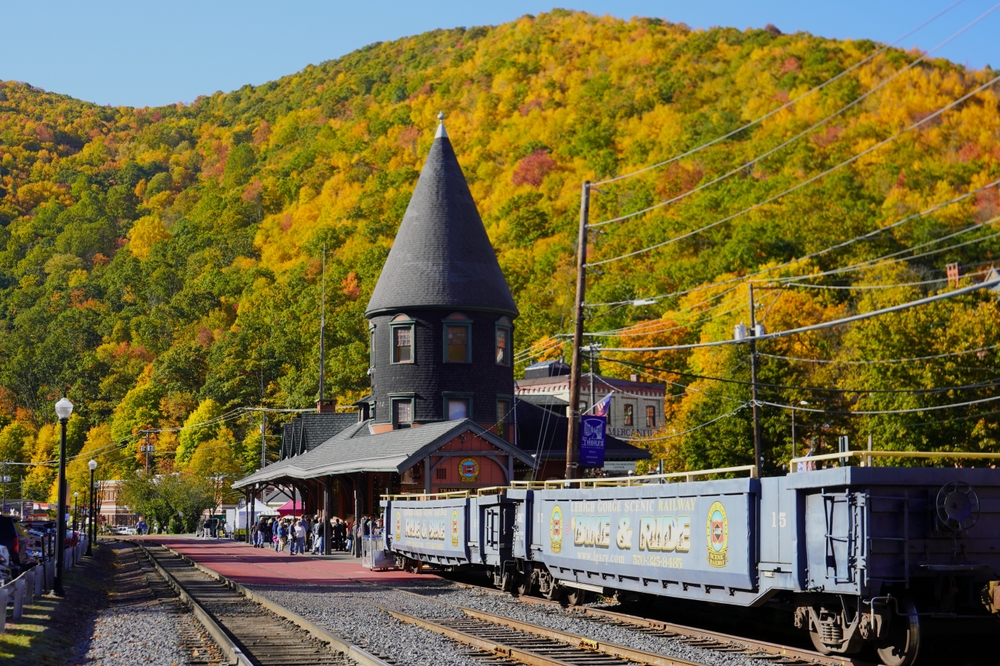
[247, 573, 776, 666]
[71, 542, 210, 666]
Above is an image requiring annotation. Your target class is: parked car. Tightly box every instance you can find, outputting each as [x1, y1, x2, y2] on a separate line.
[0, 544, 12, 584]
[0, 516, 39, 576]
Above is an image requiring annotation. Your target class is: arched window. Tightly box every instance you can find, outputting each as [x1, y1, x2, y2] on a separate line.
[390, 314, 414, 364]
[443, 313, 472, 363]
[495, 316, 512, 367]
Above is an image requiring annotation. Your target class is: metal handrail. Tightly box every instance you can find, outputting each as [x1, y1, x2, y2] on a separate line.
[383, 490, 473, 501]
[790, 449, 1000, 472]
[510, 464, 758, 489]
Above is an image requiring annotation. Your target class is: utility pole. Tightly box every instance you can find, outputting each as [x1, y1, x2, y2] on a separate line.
[140, 431, 154, 474]
[260, 412, 268, 469]
[565, 181, 591, 480]
[318, 244, 326, 404]
[748, 282, 763, 478]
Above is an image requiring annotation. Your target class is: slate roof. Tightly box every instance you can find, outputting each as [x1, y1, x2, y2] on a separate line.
[365, 123, 518, 317]
[279, 412, 359, 459]
[234, 418, 536, 488]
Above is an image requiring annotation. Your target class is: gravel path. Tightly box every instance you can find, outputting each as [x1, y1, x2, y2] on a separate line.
[247, 575, 774, 666]
[70, 542, 212, 666]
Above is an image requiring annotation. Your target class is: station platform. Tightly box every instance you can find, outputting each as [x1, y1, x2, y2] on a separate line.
[134, 536, 423, 587]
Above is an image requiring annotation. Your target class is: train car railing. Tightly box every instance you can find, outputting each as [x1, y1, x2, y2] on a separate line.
[383, 490, 475, 501]
[790, 449, 1000, 472]
[509, 464, 758, 490]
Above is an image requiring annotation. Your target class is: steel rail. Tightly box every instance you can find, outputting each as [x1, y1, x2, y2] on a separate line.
[460, 607, 702, 666]
[388, 608, 655, 666]
[577, 605, 872, 666]
[139, 541, 389, 666]
[443, 580, 874, 666]
[135, 541, 254, 666]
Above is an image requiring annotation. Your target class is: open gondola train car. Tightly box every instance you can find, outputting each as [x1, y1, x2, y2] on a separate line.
[383, 453, 1000, 666]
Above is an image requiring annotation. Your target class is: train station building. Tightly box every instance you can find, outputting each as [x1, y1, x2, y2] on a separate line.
[233, 117, 648, 536]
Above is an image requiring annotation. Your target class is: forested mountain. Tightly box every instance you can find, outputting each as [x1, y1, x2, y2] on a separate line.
[0, 10, 997, 497]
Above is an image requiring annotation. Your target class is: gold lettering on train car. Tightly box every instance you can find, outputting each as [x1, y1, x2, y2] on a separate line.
[616, 516, 632, 549]
[638, 516, 692, 552]
[571, 516, 611, 548]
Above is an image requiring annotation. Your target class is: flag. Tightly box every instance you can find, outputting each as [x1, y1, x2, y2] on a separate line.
[593, 393, 613, 417]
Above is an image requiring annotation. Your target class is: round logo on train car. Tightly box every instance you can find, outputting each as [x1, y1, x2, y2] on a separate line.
[450, 509, 460, 547]
[395, 514, 402, 542]
[459, 458, 480, 483]
[550, 505, 564, 554]
[706, 501, 729, 568]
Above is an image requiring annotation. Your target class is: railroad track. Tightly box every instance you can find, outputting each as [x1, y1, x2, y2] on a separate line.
[440, 579, 875, 666]
[143, 542, 875, 666]
[389, 605, 695, 666]
[136, 542, 389, 666]
[120, 542, 225, 665]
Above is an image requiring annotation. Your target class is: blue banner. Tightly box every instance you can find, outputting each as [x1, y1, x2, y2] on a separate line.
[580, 415, 606, 467]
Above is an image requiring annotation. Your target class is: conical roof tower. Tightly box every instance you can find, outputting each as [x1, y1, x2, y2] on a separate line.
[366, 116, 518, 317]
[365, 116, 518, 433]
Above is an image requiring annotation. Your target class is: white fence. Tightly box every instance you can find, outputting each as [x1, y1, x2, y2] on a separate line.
[0, 536, 89, 632]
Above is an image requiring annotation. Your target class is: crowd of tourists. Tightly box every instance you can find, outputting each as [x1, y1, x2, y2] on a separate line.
[249, 514, 384, 556]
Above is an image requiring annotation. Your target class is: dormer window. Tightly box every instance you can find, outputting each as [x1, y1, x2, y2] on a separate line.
[443, 313, 472, 363]
[390, 314, 414, 364]
[495, 317, 512, 366]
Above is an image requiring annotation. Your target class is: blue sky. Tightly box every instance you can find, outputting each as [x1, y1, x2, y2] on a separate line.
[2, 1, 996, 107]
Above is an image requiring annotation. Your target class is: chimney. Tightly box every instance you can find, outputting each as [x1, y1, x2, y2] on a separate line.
[316, 398, 337, 414]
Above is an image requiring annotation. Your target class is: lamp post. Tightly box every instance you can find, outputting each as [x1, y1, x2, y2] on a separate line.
[87, 459, 97, 556]
[791, 400, 809, 462]
[73, 491, 79, 532]
[53, 397, 73, 597]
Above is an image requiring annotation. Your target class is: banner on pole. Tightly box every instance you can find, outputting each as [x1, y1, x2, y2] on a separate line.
[580, 415, 606, 467]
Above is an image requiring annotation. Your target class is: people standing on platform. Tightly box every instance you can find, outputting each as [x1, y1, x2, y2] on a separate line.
[276, 519, 288, 552]
[333, 518, 346, 551]
[292, 519, 306, 555]
[311, 517, 322, 554]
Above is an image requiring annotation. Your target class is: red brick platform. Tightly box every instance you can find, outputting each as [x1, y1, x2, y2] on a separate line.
[138, 536, 423, 587]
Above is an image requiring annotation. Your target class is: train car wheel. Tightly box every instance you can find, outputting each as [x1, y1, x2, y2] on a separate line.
[515, 573, 531, 596]
[543, 582, 563, 601]
[875, 599, 920, 666]
[565, 588, 587, 606]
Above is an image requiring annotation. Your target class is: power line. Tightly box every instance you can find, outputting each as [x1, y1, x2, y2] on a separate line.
[760, 394, 1000, 416]
[590, 0, 970, 187]
[761, 342, 1000, 365]
[587, 72, 1000, 267]
[599, 276, 999, 353]
[599, 355, 1000, 395]
[584, 182, 1000, 309]
[778, 270, 988, 291]
[629, 403, 749, 442]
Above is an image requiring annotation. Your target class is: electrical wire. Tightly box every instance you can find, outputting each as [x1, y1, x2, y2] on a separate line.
[761, 342, 1000, 365]
[591, 0, 970, 187]
[598, 276, 999, 353]
[584, 180, 1000, 309]
[631, 403, 749, 442]
[592, 3, 999, 227]
[778, 270, 988, 290]
[760, 394, 1000, 415]
[599, 355, 1000, 395]
[587, 72, 1000, 267]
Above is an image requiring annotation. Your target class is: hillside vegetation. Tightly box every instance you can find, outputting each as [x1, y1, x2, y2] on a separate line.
[0, 10, 997, 496]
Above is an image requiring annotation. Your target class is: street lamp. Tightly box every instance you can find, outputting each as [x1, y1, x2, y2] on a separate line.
[87, 459, 97, 556]
[53, 397, 73, 597]
[73, 491, 79, 531]
[791, 400, 809, 463]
